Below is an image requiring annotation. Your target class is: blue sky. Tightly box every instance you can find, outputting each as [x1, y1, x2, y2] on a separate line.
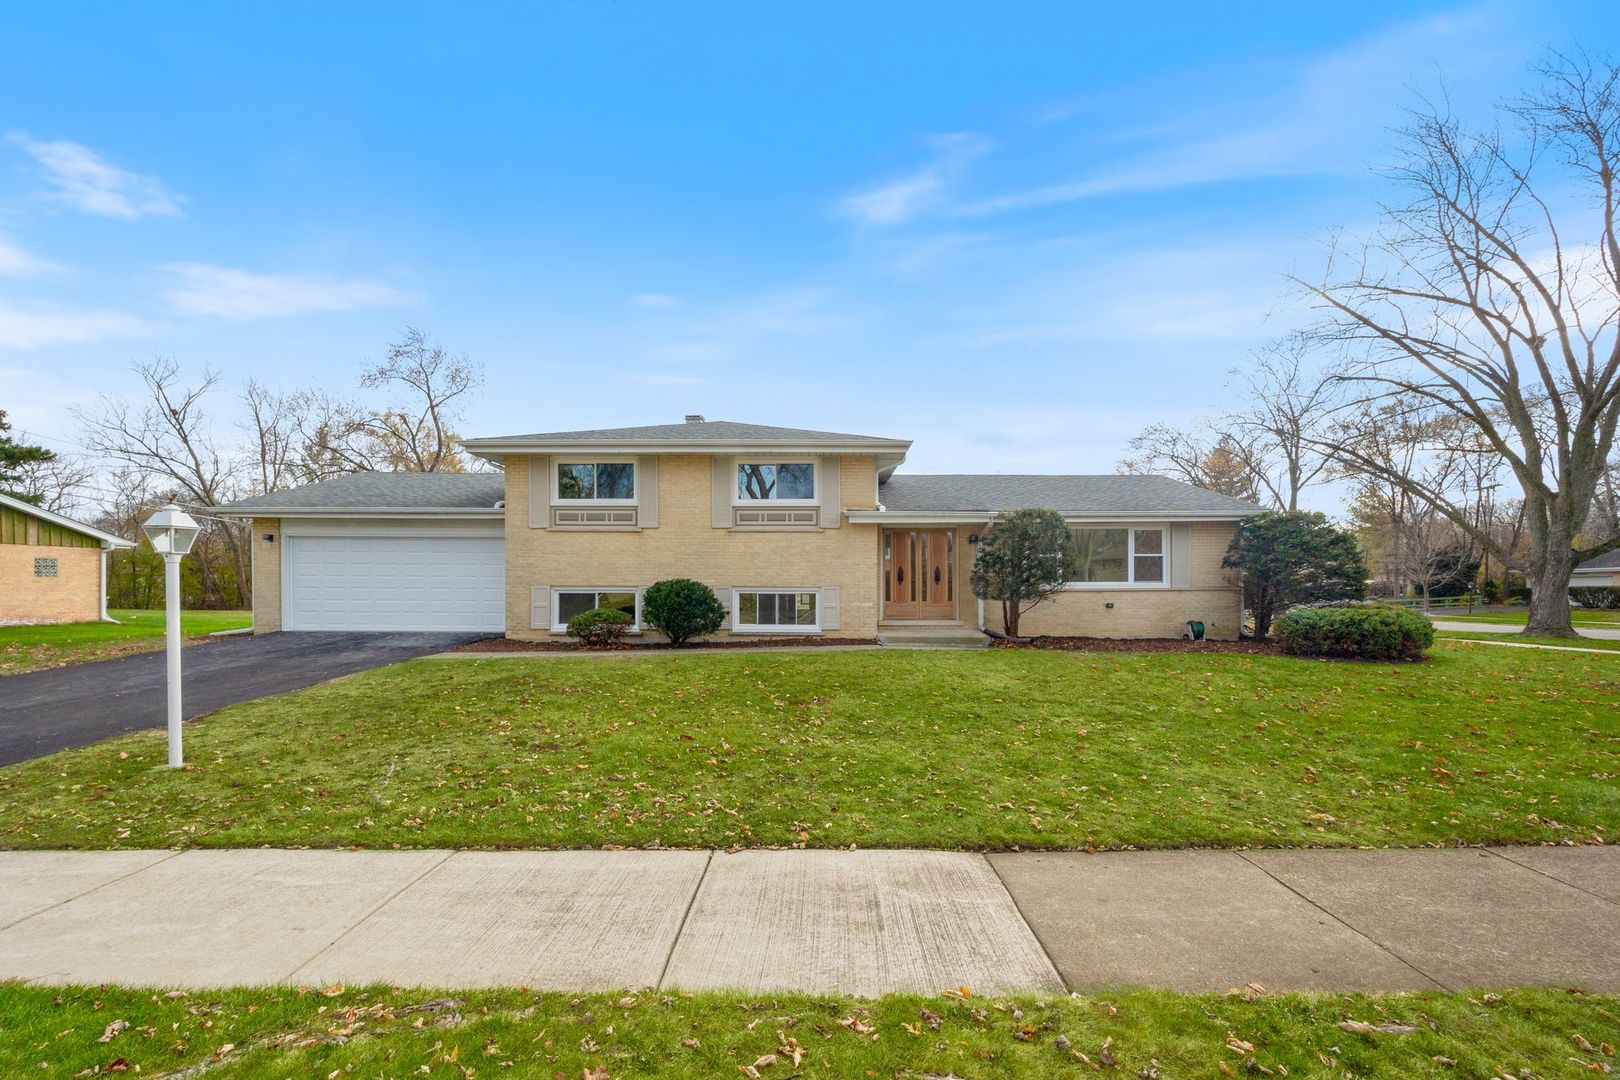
[1, 2, 1614, 499]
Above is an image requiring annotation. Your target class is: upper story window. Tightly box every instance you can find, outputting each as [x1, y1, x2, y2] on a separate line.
[556, 461, 635, 501]
[1068, 527, 1165, 585]
[737, 462, 815, 501]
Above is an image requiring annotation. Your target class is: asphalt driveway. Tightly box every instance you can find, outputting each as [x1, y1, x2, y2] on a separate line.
[0, 632, 487, 767]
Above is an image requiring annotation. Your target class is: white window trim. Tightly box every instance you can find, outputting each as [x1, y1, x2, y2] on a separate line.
[731, 586, 823, 633]
[552, 458, 638, 505]
[1063, 525, 1170, 590]
[550, 586, 643, 633]
[732, 458, 819, 505]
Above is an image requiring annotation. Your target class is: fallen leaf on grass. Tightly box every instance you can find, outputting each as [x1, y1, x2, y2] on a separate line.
[97, 1020, 128, 1043]
[1339, 1020, 1417, 1035]
[1225, 1035, 1254, 1054]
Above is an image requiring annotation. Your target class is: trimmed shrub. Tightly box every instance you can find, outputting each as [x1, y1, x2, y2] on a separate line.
[1571, 586, 1620, 610]
[642, 578, 727, 646]
[565, 606, 633, 647]
[1273, 605, 1434, 661]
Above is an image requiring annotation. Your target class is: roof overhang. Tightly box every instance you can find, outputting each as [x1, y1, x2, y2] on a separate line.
[215, 507, 505, 521]
[0, 491, 135, 548]
[461, 437, 911, 471]
[845, 508, 1258, 525]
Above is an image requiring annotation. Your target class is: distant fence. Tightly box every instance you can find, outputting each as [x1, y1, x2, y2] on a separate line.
[1378, 596, 1480, 613]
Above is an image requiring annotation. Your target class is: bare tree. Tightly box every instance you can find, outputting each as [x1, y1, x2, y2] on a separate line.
[1295, 53, 1620, 636]
[1119, 427, 1264, 503]
[6, 448, 95, 514]
[240, 379, 303, 495]
[1224, 335, 1344, 510]
[75, 358, 250, 609]
[1120, 336, 1341, 510]
[294, 328, 483, 474]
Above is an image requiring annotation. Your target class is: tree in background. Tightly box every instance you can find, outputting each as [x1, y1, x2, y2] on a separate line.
[1222, 511, 1366, 641]
[75, 358, 249, 610]
[970, 508, 1081, 638]
[1295, 53, 1620, 637]
[1120, 335, 1341, 511]
[0, 410, 55, 504]
[70, 329, 486, 609]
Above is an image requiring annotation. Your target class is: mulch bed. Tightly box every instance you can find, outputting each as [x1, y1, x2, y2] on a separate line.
[454, 636, 879, 654]
[1014, 635, 1284, 656]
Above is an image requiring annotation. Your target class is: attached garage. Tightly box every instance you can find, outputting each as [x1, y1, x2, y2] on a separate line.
[218, 473, 510, 634]
[282, 529, 505, 632]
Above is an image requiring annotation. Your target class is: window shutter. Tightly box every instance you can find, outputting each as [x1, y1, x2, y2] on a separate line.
[530, 586, 550, 630]
[820, 587, 840, 630]
[527, 454, 550, 529]
[817, 455, 841, 528]
[712, 587, 732, 625]
[711, 456, 732, 528]
[1170, 525, 1192, 587]
[636, 455, 659, 528]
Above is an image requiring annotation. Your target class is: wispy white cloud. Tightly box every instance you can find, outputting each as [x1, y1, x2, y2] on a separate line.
[0, 303, 150, 349]
[633, 292, 680, 309]
[10, 134, 183, 219]
[161, 263, 411, 321]
[954, 10, 1502, 217]
[835, 132, 992, 227]
[0, 236, 58, 277]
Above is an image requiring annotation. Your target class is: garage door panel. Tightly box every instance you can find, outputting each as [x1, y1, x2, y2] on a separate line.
[284, 534, 504, 632]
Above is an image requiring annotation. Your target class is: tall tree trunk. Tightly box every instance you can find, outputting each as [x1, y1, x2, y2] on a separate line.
[1524, 507, 1577, 637]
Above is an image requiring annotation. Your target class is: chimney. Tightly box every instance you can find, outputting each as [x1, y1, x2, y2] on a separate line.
[684, 414, 706, 424]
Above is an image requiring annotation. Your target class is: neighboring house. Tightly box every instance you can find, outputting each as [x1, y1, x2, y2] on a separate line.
[1572, 550, 1620, 588]
[0, 492, 134, 626]
[218, 418, 1261, 640]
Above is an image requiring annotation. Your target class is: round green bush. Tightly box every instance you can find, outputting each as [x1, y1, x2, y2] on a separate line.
[1273, 604, 1434, 661]
[565, 606, 633, 647]
[641, 578, 727, 647]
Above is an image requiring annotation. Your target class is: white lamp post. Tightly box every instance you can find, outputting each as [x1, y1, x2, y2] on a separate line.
[141, 504, 201, 768]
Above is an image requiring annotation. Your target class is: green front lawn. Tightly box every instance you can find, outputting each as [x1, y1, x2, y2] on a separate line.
[1, 644, 1614, 851]
[6, 983, 1616, 1079]
[0, 609, 252, 676]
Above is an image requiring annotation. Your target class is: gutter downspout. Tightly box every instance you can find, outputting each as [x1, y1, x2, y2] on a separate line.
[99, 543, 116, 622]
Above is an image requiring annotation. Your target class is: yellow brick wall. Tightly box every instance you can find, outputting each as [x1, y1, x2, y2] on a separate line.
[0, 544, 102, 624]
[504, 453, 884, 640]
[250, 517, 282, 633]
[963, 521, 1244, 640]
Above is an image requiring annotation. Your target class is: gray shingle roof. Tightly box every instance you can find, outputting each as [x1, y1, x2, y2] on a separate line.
[463, 419, 907, 446]
[218, 472, 505, 513]
[877, 474, 1262, 515]
[1577, 549, 1620, 571]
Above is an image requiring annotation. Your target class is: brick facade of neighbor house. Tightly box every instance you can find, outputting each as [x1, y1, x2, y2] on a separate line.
[503, 453, 886, 640]
[250, 517, 283, 633]
[0, 545, 101, 624]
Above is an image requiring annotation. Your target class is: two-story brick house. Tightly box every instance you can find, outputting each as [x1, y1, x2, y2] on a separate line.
[220, 418, 1261, 640]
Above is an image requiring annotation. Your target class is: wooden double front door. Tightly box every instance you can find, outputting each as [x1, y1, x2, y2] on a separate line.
[882, 528, 956, 620]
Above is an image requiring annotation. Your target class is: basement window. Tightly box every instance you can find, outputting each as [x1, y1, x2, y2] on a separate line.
[734, 590, 819, 632]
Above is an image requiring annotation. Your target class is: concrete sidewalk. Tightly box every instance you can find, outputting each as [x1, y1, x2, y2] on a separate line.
[1, 846, 1614, 995]
[1431, 618, 1620, 640]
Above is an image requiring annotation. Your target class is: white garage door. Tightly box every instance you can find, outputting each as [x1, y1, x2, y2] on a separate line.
[283, 533, 505, 632]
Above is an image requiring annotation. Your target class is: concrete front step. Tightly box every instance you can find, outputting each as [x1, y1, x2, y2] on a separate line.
[877, 626, 989, 648]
